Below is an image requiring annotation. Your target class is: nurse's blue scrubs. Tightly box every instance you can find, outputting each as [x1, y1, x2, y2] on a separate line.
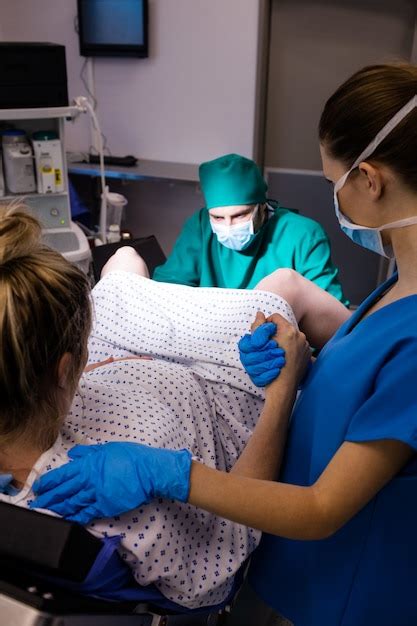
[249, 274, 417, 626]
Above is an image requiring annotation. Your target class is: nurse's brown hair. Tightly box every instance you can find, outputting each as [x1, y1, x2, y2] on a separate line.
[0, 202, 92, 449]
[319, 63, 417, 192]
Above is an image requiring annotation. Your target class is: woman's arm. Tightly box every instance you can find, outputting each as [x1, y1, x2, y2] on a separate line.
[190, 437, 413, 540]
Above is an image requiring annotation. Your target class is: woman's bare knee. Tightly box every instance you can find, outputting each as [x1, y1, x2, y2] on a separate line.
[255, 269, 304, 320]
[101, 246, 150, 279]
[255, 268, 298, 298]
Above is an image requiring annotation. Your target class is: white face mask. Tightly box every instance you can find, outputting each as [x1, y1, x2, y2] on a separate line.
[334, 94, 417, 258]
[210, 205, 259, 251]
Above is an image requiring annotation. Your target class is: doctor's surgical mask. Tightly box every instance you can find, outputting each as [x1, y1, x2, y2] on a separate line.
[334, 94, 417, 258]
[210, 205, 259, 251]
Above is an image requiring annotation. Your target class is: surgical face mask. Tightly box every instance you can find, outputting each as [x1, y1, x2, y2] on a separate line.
[333, 94, 417, 258]
[210, 205, 259, 251]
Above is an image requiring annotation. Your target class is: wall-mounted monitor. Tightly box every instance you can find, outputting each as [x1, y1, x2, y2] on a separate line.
[77, 0, 148, 58]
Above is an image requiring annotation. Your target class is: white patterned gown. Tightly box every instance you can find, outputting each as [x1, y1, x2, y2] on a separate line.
[0, 271, 296, 609]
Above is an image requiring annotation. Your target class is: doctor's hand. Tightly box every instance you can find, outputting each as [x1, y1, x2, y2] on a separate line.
[238, 312, 286, 387]
[30, 442, 192, 524]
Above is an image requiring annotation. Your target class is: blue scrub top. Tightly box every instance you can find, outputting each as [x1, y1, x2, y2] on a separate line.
[249, 274, 417, 626]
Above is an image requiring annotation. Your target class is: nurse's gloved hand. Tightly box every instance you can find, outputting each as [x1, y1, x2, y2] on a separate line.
[0, 473, 13, 493]
[30, 442, 192, 524]
[238, 321, 285, 387]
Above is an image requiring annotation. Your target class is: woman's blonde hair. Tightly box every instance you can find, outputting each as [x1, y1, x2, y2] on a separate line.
[319, 62, 417, 192]
[0, 202, 92, 449]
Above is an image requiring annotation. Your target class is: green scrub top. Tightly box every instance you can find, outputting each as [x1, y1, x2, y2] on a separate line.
[153, 204, 348, 305]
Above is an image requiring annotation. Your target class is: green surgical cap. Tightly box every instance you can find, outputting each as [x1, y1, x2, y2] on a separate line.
[199, 153, 267, 209]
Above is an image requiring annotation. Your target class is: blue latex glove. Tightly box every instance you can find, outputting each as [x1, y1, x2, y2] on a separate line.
[0, 473, 13, 493]
[30, 442, 192, 524]
[238, 321, 285, 387]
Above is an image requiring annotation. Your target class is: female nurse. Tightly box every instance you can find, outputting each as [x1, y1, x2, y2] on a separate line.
[33, 63, 417, 626]
[153, 152, 348, 305]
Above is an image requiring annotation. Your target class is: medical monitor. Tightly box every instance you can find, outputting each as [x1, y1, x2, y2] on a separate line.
[77, 0, 148, 58]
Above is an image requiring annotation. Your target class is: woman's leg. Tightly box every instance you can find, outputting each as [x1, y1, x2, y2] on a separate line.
[255, 269, 351, 349]
[100, 246, 150, 279]
[89, 266, 295, 398]
[87, 247, 151, 364]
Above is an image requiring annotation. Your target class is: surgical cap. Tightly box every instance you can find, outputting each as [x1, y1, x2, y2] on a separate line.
[199, 153, 268, 209]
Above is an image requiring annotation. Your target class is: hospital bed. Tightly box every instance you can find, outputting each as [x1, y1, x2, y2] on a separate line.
[0, 501, 236, 625]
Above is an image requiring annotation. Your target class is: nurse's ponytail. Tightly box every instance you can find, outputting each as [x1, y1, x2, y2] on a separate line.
[0, 202, 91, 449]
[319, 62, 417, 192]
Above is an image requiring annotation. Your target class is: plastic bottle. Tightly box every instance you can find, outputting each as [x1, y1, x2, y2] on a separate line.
[107, 223, 121, 243]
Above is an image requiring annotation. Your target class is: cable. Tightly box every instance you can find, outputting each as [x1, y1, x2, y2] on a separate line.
[79, 59, 110, 154]
[73, 96, 127, 243]
[73, 97, 107, 241]
[80, 58, 97, 110]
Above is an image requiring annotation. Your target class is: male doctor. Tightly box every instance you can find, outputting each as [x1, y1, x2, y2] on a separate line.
[153, 153, 348, 304]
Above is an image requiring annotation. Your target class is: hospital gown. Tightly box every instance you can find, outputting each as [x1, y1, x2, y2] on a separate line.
[0, 271, 296, 609]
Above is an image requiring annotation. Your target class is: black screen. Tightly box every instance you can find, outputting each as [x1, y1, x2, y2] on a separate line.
[78, 0, 148, 58]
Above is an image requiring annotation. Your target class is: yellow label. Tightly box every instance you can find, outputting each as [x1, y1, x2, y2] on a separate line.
[55, 169, 62, 184]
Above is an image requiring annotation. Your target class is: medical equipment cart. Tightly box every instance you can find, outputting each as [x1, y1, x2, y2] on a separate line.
[0, 105, 90, 272]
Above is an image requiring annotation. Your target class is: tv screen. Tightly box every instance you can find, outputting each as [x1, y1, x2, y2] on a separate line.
[77, 0, 148, 58]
